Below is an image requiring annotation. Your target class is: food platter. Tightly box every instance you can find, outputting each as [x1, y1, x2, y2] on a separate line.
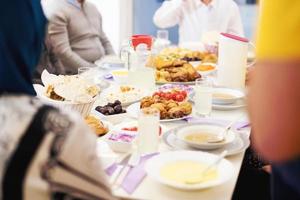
[127, 102, 191, 122]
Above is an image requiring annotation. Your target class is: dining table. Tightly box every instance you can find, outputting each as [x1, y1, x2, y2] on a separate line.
[93, 66, 251, 200]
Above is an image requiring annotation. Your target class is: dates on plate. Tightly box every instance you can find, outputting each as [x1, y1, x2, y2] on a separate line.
[96, 100, 126, 115]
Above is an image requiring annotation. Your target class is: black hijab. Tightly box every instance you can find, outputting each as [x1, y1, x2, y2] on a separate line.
[0, 0, 47, 95]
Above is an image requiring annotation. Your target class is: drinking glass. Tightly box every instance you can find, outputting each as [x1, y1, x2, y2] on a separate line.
[137, 107, 160, 155]
[195, 77, 213, 117]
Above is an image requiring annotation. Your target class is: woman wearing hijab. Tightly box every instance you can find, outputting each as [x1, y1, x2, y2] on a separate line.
[0, 1, 117, 199]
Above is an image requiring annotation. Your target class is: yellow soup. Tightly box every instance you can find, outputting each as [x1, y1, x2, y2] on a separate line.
[160, 161, 218, 184]
[185, 133, 220, 144]
[213, 93, 235, 100]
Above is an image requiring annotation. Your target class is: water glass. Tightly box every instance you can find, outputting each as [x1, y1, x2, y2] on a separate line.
[195, 77, 213, 117]
[137, 108, 160, 155]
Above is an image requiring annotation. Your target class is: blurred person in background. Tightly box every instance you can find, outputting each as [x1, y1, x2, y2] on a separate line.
[46, 0, 115, 74]
[153, 0, 244, 45]
[0, 0, 117, 199]
[249, 0, 300, 199]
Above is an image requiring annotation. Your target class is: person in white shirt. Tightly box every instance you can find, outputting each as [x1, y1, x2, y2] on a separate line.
[153, 0, 244, 44]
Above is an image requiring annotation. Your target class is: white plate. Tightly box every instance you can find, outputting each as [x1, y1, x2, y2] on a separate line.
[163, 129, 250, 157]
[91, 109, 128, 125]
[126, 102, 191, 122]
[111, 121, 168, 137]
[212, 99, 246, 111]
[212, 88, 245, 105]
[100, 85, 149, 107]
[145, 151, 234, 191]
[176, 124, 236, 150]
[190, 92, 246, 111]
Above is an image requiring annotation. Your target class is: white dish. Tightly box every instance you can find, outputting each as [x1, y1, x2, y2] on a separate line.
[126, 102, 191, 122]
[100, 85, 148, 107]
[176, 124, 236, 150]
[195, 63, 217, 76]
[163, 128, 250, 156]
[103, 131, 136, 153]
[145, 151, 234, 191]
[111, 121, 167, 137]
[91, 109, 128, 125]
[212, 88, 245, 105]
[212, 99, 246, 111]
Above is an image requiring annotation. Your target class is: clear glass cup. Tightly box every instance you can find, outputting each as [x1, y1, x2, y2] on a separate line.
[195, 77, 213, 117]
[137, 107, 160, 155]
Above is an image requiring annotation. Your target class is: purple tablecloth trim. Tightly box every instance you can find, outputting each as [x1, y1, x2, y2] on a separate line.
[105, 153, 159, 194]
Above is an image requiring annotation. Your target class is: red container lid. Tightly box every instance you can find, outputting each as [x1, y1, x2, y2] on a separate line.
[221, 33, 249, 43]
[131, 34, 153, 50]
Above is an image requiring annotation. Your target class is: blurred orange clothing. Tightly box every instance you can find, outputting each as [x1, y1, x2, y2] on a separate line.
[256, 0, 300, 59]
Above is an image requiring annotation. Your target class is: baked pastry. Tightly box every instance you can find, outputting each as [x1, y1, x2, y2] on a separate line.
[140, 96, 192, 120]
[85, 116, 108, 136]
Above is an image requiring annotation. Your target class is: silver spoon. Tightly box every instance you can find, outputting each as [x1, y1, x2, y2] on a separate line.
[185, 150, 228, 185]
[207, 116, 243, 143]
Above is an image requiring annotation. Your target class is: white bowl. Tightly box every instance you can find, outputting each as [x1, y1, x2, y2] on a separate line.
[105, 138, 133, 153]
[111, 70, 129, 84]
[176, 124, 236, 150]
[212, 88, 245, 105]
[91, 110, 128, 125]
[33, 84, 96, 117]
[145, 151, 234, 191]
[104, 131, 136, 153]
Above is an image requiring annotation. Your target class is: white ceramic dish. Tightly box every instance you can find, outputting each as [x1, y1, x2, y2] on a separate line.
[91, 110, 128, 125]
[126, 102, 191, 122]
[212, 88, 245, 105]
[103, 130, 136, 153]
[212, 99, 246, 111]
[195, 63, 217, 76]
[111, 121, 168, 137]
[145, 151, 234, 191]
[176, 124, 236, 150]
[163, 128, 250, 156]
[34, 84, 97, 117]
[100, 85, 148, 107]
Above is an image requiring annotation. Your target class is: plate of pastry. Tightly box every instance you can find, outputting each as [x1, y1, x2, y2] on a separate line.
[127, 96, 193, 122]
